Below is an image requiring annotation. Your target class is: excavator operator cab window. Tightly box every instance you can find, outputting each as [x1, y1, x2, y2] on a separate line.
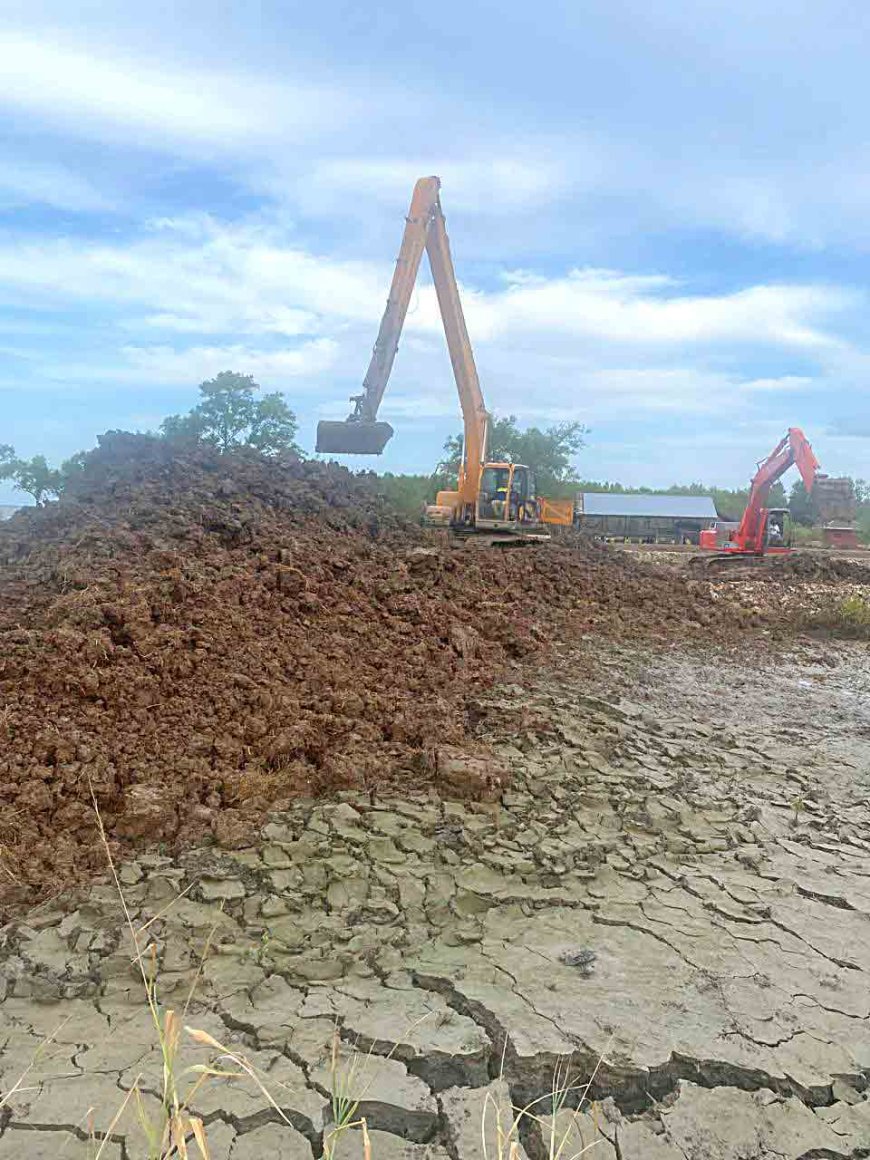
[478, 465, 512, 521]
[766, 509, 790, 548]
[508, 466, 540, 523]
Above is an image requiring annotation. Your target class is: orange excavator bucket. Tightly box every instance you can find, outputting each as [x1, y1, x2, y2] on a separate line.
[315, 420, 394, 456]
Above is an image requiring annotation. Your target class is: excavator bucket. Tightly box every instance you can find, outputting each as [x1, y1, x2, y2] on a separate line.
[315, 420, 394, 456]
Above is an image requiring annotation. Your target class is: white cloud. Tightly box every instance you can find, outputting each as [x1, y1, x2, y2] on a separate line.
[449, 273, 852, 348]
[399, 268, 853, 357]
[740, 374, 815, 393]
[117, 340, 339, 386]
[0, 30, 351, 151]
[303, 157, 576, 215]
[0, 214, 853, 354]
[0, 218, 385, 335]
[0, 213, 860, 441]
[0, 160, 114, 212]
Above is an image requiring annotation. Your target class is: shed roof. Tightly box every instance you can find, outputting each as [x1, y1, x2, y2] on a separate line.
[580, 493, 718, 519]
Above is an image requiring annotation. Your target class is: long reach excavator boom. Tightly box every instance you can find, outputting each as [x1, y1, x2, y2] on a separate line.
[317, 177, 573, 534]
[316, 176, 488, 509]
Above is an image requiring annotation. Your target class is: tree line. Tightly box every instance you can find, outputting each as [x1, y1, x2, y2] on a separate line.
[2, 370, 868, 544]
[1, 372, 300, 505]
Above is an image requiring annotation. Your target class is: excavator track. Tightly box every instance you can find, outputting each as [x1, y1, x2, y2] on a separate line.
[688, 552, 775, 579]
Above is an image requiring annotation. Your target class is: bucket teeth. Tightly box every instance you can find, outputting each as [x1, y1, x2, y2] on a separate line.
[315, 421, 394, 456]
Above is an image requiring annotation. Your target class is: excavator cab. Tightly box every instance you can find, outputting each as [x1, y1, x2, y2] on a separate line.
[765, 508, 792, 551]
[476, 463, 540, 529]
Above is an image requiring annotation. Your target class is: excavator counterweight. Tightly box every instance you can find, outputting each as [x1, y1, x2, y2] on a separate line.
[315, 419, 394, 455]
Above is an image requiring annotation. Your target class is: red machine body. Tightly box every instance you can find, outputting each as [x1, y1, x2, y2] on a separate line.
[723, 427, 819, 557]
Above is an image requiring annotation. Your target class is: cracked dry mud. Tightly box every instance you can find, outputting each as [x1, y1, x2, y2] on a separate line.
[0, 643, 868, 1159]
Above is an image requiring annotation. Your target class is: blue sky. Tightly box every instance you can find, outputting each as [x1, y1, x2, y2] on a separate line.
[1, 1, 869, 505]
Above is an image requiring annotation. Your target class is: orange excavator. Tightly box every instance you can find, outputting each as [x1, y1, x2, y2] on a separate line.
[316, 176, 573, 535]
[697, 427, 854, 567]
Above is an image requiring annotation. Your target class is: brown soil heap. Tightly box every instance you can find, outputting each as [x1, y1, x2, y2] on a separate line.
[0, 434, 741, 912]
[755, 552, 870, 583]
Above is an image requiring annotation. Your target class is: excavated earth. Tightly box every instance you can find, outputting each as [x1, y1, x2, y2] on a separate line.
[0, 433, 763, 915]
[0, 641, 868, 1159]
[1, 437, 869, 1158]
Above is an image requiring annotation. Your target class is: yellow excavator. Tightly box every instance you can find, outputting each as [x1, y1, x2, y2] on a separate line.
[316, 176, 574, 535]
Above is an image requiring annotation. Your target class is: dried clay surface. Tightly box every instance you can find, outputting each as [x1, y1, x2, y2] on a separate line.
[0, 641, 867, 1158]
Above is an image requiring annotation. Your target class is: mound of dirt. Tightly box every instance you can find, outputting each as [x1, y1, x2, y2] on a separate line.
[757, 553, 870, 583]
[0, 434, 746, 913]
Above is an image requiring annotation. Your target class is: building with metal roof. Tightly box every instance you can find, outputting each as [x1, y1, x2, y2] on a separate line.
[576, 492, 718, 544]
[579, 494, 718, 519]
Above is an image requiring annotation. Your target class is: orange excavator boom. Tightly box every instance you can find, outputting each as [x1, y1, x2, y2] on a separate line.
[315, 176, 489, 502]
[732, 427, 819, 553]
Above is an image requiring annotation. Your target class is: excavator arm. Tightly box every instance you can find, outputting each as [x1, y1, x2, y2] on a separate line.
[422, 186, 489, 505]
[315, 177, 490, 503]
[734, 427, 819, 551]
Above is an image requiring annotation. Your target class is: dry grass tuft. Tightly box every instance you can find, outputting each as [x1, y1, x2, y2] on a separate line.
[1, 790, 609, 1158]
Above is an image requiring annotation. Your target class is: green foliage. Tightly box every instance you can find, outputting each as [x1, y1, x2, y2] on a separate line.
[58, 449, 90, 485]
[790, 523, 820, 546]
[247, 390, 301, 453]
[0, 445, 115, 505]
[439, 415, 587, 492]
[807, 594, 870, 640]
[17, 456, 62, 505]
[841, 595, 870, 625]
[851, 478, 870, 545]
[791, 474, 870, 542]
[160, 370, 300, 455]
[375, 473, 443, 518]
[159, 410, 207, 442]
[789, 479, 816, 525]
[0, 445, 65, 505]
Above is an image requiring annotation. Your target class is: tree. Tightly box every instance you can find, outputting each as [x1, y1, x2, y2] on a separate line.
[438, 415, 587, 493]
[789, 480, 817, 526]
[159, 411, 207, 443]
[0, 448, 63, 505]
[160, 371, 300, 455]
[248, 390, 301, 454]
